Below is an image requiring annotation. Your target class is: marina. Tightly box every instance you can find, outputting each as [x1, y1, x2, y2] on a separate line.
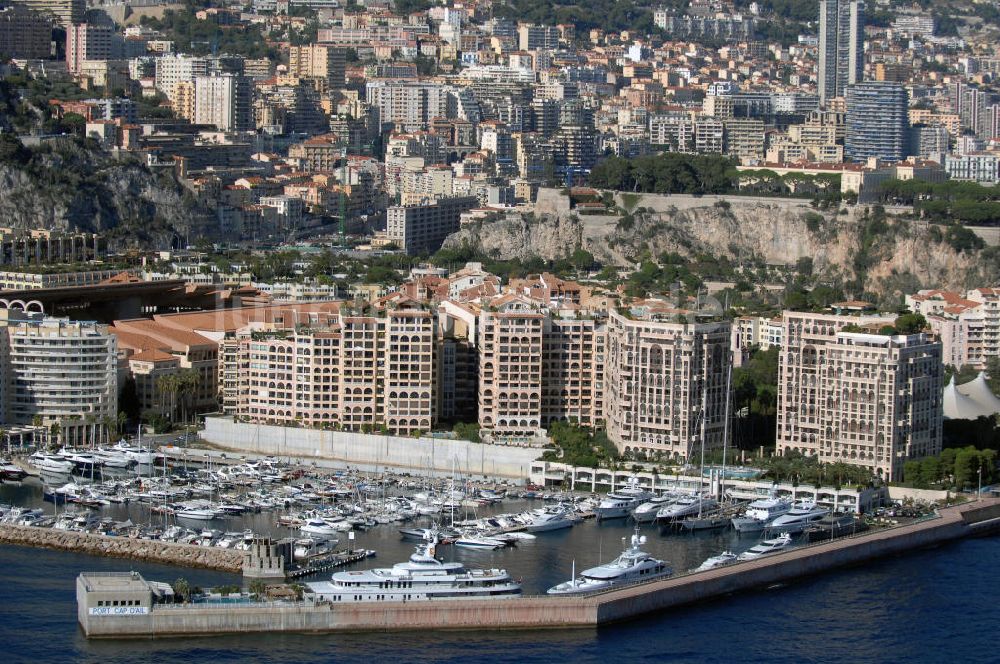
[74, 499, 1000, 637]
[2, 446, 996, 641]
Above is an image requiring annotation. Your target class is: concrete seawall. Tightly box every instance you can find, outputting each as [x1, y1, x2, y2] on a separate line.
[0, 525, 243, 573]
[78, 500, 1000, 638]
[202, 416, 541, 479]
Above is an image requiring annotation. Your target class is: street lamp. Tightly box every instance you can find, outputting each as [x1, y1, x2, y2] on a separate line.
[978, 464, 983, 502]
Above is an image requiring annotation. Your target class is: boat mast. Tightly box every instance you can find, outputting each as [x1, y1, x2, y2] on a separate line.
[698, 374, 708, 518]
[720, 352, 733, 503]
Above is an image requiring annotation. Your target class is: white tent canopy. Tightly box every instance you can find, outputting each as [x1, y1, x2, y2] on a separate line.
[944, 373, 1000, 420]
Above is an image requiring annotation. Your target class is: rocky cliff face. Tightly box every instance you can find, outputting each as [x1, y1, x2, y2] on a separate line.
[443, 212, 584, 262]
[0, 139, 212, 246]
[442, 191, 1000, 293]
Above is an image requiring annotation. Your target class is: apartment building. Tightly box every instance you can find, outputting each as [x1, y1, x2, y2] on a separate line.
[0, 6, 51, 59]
[287, 44, 346, 87]
[776, 311, 943, 481]
[386, 196, 478, 255]
[517, 24, 559, 51]
[604, 307, 731, 460]
[232, 303, 436, 435]
[477, 295, 546, 442]
[0, 311, 117, 445]
[194, 74, 253, 132]
[155, 54, 208, 99]
[731, 315, 783, 366]
[907, 288, 1000, 369]
[365, 81, 459, 132]
[66, 21, 113, 75]
[542, 313, 605, 428]
[9, 0, 82, 26]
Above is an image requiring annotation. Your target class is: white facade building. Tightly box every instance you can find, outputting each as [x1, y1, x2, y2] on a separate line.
[0, 312, 117, 445]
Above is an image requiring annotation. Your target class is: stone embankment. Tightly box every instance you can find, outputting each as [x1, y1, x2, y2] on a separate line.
[0, 524, 243, 573]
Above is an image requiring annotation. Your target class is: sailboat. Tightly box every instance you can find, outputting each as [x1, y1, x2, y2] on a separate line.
[680, 359, 734, 533]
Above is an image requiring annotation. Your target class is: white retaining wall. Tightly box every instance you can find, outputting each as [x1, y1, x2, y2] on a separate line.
[201, 417, 541, 479]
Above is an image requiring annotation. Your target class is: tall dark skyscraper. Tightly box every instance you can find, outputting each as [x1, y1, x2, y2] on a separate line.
[819, 0, 864, 104]
[845, 82, 910, 162]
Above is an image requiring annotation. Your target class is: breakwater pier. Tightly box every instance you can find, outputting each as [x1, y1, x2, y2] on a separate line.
[77, 499, 1000, 638]
[0, 525, 244, 573]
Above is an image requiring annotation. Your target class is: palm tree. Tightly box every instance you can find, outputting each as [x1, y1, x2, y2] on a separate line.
[116, 411, 128, 440]
[178, 369, 201, 426]
[156, 374, 180, 424]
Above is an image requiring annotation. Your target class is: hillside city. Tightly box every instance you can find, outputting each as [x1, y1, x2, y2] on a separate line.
[0, 0, 999, 496]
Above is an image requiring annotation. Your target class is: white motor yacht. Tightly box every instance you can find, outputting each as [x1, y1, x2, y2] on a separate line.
[767, 502, 830, 534]
[655, 495, 718, 523]
[737, 533, 793, 560]
[524, 507, 574, 533]
[631, 494, 676, 523]
[176, 507, 219, 521]
[454, 533, 506, 549]
[547, 530, 672, 594]
[300, 519, 340, 537]
[696, 551, 739, 572]
[306, 536, 521, 602]
[731, 497, 793, 533]
[92, 449, 135, 470]
[29, 452, 74, 474]
[112, 441, 157, 466]
[294, 537, 337, 560]
[595, 478, 654, 521]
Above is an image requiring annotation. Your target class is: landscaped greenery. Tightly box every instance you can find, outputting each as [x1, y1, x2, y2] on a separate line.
[878, 179, 1000, 227]
[756, 450, 878, 488]
[903, 446, 997, 491]
[733, 346, 779, 449]
[590, 153, 843, 201]
[540, 422, 619, 468]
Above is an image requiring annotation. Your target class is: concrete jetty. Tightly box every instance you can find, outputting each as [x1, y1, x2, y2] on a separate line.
[77, 499, 1000, 638]
[0, 524, 243, 573]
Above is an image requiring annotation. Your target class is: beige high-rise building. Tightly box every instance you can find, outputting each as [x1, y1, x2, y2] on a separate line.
[604, 308, 731, 460]
[287, 44, 346, 87]
[542, 314, 605, 428]
[477, 295, 546, 442]
[232, 303, 436, 435]
[384, 306, 436, 433]
[172, 81, 195, 121]
[776, 311, 943, 481]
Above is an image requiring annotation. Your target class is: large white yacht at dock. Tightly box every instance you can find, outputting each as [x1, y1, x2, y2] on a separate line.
[595, 478, 654, 521]
[306, 536, 521, 602]
[767, 501, 830, 534]
[731, 497, 793, 533]
[547, 529, 672, 594]
[631, 494, 677, 523]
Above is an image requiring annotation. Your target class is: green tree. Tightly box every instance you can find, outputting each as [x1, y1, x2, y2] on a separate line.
[894, 313, 927, 335]
[986, 356, 1000, 394]
[248, 579, 267, 599]
[172, 578, 190, 602]
[954, 447, 980, 489]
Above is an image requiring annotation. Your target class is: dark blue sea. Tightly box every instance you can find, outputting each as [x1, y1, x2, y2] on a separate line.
[1, 536, 997, 663]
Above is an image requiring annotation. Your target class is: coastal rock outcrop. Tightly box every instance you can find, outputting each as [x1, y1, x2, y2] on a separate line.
[442, 190, 1000, 293]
